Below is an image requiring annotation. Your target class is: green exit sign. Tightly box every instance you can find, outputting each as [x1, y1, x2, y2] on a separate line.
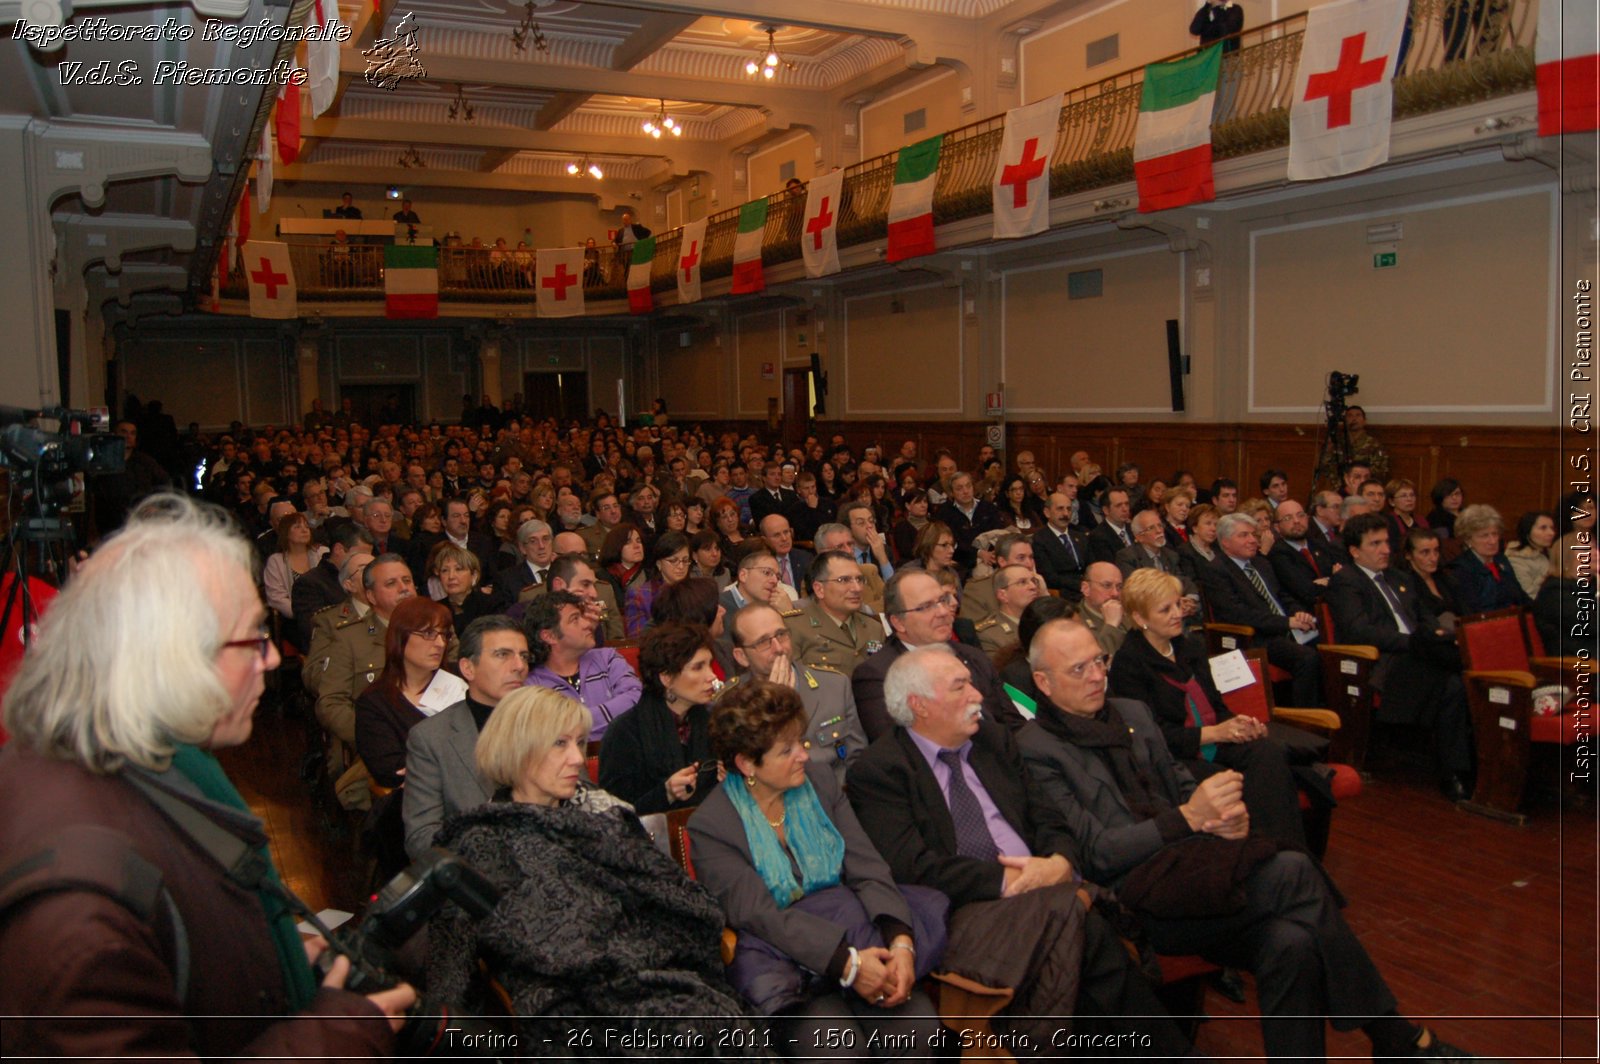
[1373, 251, 1397, 269]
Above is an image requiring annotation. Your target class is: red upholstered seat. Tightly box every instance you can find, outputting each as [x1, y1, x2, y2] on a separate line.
[615, 642, 642, 675]
[1530, 711, 1581, 745]
[1157, 954, 1219, 983]
[1299, 762, 1362, 810]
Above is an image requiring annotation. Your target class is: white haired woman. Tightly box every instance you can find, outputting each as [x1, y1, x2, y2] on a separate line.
[0, 493, 412, 1059]
[426, 685, 764, 1049]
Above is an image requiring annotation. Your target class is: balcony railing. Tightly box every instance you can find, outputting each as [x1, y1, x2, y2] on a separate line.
[220, 0, 1533, 307]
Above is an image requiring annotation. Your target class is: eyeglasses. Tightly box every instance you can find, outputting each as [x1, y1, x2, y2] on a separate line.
[410, 628, 448, 643]
[896, 593, 958, 616]
[748, 567, 781, 580]
[739, 629, 791, 653]
[219, 624, 274, 660]
[660, 555, 692, 566]
[819, 573, 865, 587]
[1060, 653, 1111, 680]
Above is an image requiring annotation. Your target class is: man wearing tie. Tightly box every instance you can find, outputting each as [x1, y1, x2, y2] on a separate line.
[1268, 499, 1339, 606]
[1326, 514, 1473, 801]
[1194, 513, 1323, 707]
[758, 513, 813, 596]
[502, 519, 557, 598]
[1033, 492, 1090, 600]
[1086, 488, 1134, 564]
[748, 461, 799, 526]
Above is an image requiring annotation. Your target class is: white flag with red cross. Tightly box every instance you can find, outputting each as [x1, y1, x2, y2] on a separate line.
[801, 169, 844, 278]
[676, 218, 707, 304]
[242, 241, 297, 319]
[992, 94, 1061, 239]
[1287, 0, 1408, 181]
[535, 247, 586, 318]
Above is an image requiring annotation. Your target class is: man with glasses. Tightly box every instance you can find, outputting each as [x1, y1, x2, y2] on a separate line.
[523, 591, 641, 741]
[1115, 510, 1201, 624]
[1267, 499, 1339, 608]
[784, 550, 886, 675]
[1077, 562, 1131, 657]
[726, 603, 867, 785]
[403, 616, 530, 859]
[846, 644, 1195, 1057]
[975, 564, 1040, 663]
[851, 570, 1023, 741]
[960, 534, 1045, 625]
[757, 513, 812, 595]
[1020, 618, 1469, 1061]
[718, 546, 795, 616]
[502, 518, 557, 597]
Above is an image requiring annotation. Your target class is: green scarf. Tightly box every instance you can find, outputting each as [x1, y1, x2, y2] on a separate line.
[168, 744, 317, 1011]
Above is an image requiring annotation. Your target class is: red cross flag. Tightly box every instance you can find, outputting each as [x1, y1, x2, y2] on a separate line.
[536, 247, 586, 318]
[242, 240, 297, 319]
[676, 218, 707, 304]
[992, 94, 1061, 239]
[1288, 0, 1407, 181]
[802, 169, 844, 278]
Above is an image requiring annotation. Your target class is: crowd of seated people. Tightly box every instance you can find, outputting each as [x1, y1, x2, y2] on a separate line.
[64, 394, 1576, 1058]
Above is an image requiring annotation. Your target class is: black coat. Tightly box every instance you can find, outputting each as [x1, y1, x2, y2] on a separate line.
[1449, 550, 1532, 612]
[1195, 552, 1307, 637]
[1107, 631, 1236, 761]
[846, 721, 1080, 909]
[1032, 524, 1090, 597]
[1325, 565, 1460, 725]
[1267, 537, 1337, 608]
[597, 690, 713, 816]
[1086, 520, 1133, 565]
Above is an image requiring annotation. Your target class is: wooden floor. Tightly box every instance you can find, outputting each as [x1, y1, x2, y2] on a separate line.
[221, 699, 1600, 1061]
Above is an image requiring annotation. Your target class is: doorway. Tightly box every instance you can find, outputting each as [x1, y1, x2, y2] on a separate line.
[524, 371, 589, 423]
[339, 383, 416, 426]
[781, 367, 811, 452]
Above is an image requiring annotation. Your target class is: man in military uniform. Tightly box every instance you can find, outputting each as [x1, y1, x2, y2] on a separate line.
[727, 603, 868, 785]
[301, 550, 373, 695]
[1077, 561, 1131, 657]
[313, 554, 416, 808]
[961, 533, 1047, 624]
[814, 522, 887, 614]
[1344, 406, 1390, 482]
[784, 550, 886, 676]
[578, 490, 626, 556]
[975, 563, 1041, 663]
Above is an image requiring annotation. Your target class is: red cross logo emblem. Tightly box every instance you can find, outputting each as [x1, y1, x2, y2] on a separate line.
[541, 262, 578, 301]
[1304, 33, 1388, 129]
[806, 197, 834, 251]
[679, 240, 700, 282]
[250, 257, 288, 299]
[999, 137, 1048, 209]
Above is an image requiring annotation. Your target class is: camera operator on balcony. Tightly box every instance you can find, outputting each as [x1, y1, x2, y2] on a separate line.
[0, 493, 414, 1059]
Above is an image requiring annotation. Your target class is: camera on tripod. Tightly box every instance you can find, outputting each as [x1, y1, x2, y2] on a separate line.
[313, 848, 508, 1056]
[0, 405, 125, 535]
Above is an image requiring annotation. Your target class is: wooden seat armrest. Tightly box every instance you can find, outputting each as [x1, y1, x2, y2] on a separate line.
[1205, 622, 1254, 637]
[1272, 707, 1343, 731]
[1463, 669, 1536, 687]
[720, 928, 737, 966]
[932, 970, 1015, 1000]
[1316, 642, 1379, 660]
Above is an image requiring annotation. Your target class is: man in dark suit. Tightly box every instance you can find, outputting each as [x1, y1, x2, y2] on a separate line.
[499, 518, 557, 599]
[852, 570, 1022, 741]
[1020, 618, 1473, 1061]
[1114, 509, 1192, 587]
[1306, 490, 1350, 566]
[1327, 514, 1474, 800]
[747, 462, 800, 527]
[289, 523, 373, 649]
[933, 472, 1005, 573]
[440, 497, 497, 575]
[1194, 513, 1323, 706]
[846, 643, 1194, 1056]
[1033, 492, 1090, 600]
[402, 616, 529, 859]
[1085, 487, 1134, 564]
[757, 513, 813, 595]
[1267, 499, 1339, 607]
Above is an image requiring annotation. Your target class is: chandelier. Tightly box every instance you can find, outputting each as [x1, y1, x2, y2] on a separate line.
[565, 156, 604, 180]
[745, 24, 795, 80]
[510, 0, 548, 53]
[448, 84, 474, 122]
[642, 99, 681, 139]
[397, 145, 426, 168]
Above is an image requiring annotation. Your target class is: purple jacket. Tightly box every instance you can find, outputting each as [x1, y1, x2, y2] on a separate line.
[526, 646, 643, 740]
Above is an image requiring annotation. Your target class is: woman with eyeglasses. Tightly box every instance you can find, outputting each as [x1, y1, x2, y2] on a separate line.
[624, 531, 693, 638]
[1107, 569, 1311, 852]
[905, 520, 960, 589]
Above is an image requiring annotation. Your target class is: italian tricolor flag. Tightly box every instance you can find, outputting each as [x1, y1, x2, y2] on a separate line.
[1134, 45, 1221, 213]
[886, 135, 942, 262]
[730, 199, 768, 294]
[627, 236, 656, 315]
[1536, 3, 1598, 135]
[384, 244, 438, 318]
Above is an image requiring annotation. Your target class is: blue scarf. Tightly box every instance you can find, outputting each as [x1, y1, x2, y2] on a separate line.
[724, 774, 844, 908]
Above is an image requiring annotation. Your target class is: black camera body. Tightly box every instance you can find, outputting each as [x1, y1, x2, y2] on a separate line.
[696, 758, 722, 789]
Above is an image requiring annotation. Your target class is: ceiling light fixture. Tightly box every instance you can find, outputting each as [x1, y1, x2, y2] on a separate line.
[448, 83, 474, 122]
[744, 24, 795, 80]
[642, 99, 682, 139]
[567, 156, 603, 179]
[398, 145, 426, 168]
[510, 0, 549, 53]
